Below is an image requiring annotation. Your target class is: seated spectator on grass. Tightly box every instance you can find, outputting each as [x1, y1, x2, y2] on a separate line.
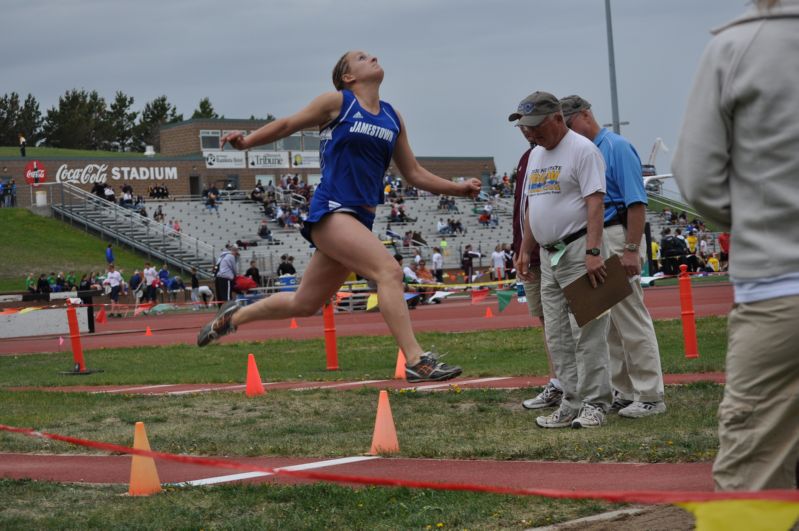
[36, 273, 50, 294]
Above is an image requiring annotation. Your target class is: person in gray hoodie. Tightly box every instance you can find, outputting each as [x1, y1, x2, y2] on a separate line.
[672, 0, 799, 491]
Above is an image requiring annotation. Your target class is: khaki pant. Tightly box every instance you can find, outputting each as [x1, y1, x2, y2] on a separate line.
[540, 235, 611, 411]
[522, 265, 543, 318]
[604, 225, 664, 402]
[713, 294, 799, 490]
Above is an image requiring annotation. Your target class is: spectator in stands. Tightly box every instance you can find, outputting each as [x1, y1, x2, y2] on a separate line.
[158, 264, 170, 288]
[172, 219, 182, 234]
[198, 50, 481, 384]
[105, 243, 115, 265]
[120, 190, 133, 208]
[251, 182, 265, 202]
[153, 205, 165, 223]
[431, 247, 444, 283]
[206, 190, 220, 215]
[245, 260, 261, 286]
[461, 244, 482, 284]
[213, 244, 239, 308]
[436, 218, 449, 235]
[491, 244, 506, 280]
[103, 263, 124, 317]
[672, 0, 799, 490]
[257, 220, 273, 241]
[718, 231, 730, 271]
[103, 185, 116, 203]
[142, 262, 158, 302]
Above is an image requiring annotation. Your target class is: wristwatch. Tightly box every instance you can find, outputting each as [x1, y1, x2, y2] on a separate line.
[624, 243, 639, 252]
[585, 248, 601, 256]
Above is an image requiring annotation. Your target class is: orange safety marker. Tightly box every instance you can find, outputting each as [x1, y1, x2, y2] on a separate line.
[484, 307, 494, 319]
[128, 421, 162, 496]
[369, 390, 399, 455]
[95, 306, 107, 324]
[323, 302, 339, 371]
[245, 353, 265, 397]
[65, 301, 87, 373]
[394, 349, 406, 380]
[290, 318, 298, 329]
[678, 265, 700, 359]
[145, 326, 153, 336]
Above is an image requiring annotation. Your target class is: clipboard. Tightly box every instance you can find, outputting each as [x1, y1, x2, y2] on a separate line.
[563, 254, 632, 327]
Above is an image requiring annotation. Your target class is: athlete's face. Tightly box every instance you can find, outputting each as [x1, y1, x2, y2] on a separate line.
[346, 50, 384, 84]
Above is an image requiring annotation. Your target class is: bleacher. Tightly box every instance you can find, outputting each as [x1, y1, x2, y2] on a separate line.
[146, 190, 716, 278]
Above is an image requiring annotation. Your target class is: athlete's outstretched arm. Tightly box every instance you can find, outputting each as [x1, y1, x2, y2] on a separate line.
[220, 92, 344, 150]
[392, 113, 481, 198]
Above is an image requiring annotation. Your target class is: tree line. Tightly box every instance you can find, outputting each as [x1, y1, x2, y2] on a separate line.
[0, 91, 273, 153]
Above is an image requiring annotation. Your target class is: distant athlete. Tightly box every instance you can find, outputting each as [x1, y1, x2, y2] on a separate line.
[198, 50, 481, 382]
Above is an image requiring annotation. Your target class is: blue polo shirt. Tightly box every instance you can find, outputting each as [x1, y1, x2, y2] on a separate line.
[594, 128, 647, 223]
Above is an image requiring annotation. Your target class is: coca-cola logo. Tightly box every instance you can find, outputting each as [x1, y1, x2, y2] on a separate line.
[55, 164, 108, 184]
[24, 161, 47, 186]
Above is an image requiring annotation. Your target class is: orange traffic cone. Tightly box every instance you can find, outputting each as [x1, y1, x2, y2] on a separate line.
[246, 353, 265, 397]
[145, 326, 153, 336]
[484, 307, 494, 319]
[95, 307, 107, 324]
[394, 349, 406, 380]
[128, 421, 162, 496]
[290, 318, 298, 329]
[369, 390, 399, 455]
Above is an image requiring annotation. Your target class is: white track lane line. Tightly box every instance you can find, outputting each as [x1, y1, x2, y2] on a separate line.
[92, 384, 180, 394]
[290, 379, 387, 391]
[409, 377, 511, 391]
[172, 455, 380, 486]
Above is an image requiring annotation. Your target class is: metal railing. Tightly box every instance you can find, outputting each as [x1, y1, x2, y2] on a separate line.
[50, 183, 218, 279]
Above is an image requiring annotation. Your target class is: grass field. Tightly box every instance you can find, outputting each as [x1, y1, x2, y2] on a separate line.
[0, 318, 728, 529]
[0, 209, 164, 292]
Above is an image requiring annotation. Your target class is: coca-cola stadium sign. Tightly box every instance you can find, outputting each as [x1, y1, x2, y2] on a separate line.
[55, 164, 178, 184]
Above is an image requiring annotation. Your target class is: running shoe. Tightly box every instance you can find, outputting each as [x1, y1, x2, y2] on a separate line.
[197, 299, 241, 347]
[535, 404, 578, 429]
[522, 382, 563, 409]
[405, 352, 462, 383]
[618, 401, 667, 418]
[571, 403, 606, 429]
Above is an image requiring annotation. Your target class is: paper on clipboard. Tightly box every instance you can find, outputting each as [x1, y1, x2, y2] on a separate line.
[563, 254, 632, 327]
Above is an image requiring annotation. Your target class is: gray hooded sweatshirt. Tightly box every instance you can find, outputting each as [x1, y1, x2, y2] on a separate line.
[672, 1, 799, 301]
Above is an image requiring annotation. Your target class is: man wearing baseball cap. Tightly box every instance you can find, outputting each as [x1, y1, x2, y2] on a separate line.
[511, 91, 612, 429]
[561, 95, 666, 419]
[214, 243, 240, 308]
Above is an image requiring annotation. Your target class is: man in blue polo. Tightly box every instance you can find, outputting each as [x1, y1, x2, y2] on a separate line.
[561, 95, 665, 418]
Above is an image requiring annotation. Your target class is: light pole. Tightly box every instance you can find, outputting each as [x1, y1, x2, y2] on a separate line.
[605, 0, 622, 134]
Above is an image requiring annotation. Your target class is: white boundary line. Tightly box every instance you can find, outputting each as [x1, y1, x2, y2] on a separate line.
[410, 377, 511, 391]
[291, 379, 387, 391]
[92, 384, 179, 394]
[172, 455, 380, 486]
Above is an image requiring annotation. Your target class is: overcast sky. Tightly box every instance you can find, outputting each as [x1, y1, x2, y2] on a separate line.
[3, 0, 746, 176]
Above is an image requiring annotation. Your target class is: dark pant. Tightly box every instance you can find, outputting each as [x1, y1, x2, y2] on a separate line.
[214, 277, 233, 308]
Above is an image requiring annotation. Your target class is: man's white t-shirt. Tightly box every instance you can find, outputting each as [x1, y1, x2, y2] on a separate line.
[402, 266, 420, 282]
[524, 130, 605, 245]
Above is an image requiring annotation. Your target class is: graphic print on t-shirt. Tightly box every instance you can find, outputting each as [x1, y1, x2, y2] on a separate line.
[526, 165, 562, 196]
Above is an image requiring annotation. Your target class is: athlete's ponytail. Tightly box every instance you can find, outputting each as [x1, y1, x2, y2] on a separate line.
[332, 52, 351, 91]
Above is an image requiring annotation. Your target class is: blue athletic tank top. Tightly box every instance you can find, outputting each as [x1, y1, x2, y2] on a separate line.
[314, 90, 401, 210]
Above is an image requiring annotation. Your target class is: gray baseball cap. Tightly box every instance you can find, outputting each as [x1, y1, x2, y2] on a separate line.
[559, 95, 592, 117]
[508, 91, 561, 127]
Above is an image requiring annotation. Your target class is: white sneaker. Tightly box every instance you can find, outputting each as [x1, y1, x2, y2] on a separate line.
[571, 403, 605, 429]
[535, 404, 578, 429]
[522, 382, 563, 409]
[618, 401, 667, 418]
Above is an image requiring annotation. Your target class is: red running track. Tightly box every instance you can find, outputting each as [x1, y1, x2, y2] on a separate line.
[0, 283, 732, 355]
[0, 453, 714, 492]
